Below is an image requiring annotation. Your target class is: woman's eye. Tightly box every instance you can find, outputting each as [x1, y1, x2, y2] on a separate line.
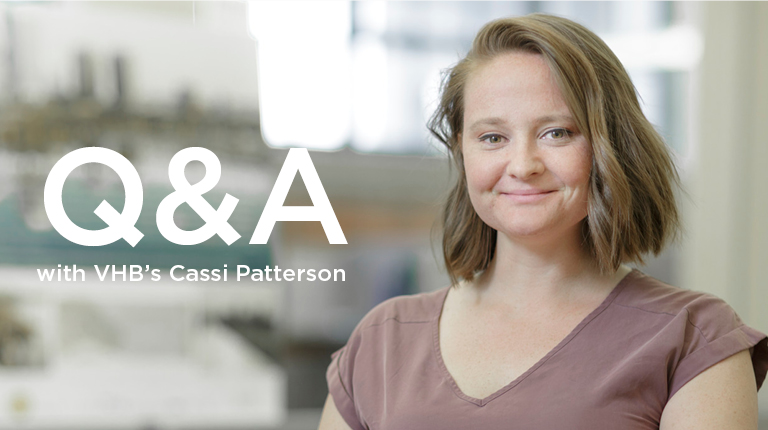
[545, 128, 572, 140]
[481, 134, 503, 144]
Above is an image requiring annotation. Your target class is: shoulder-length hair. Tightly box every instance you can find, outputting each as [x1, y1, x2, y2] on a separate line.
[428, 14, 681, 286]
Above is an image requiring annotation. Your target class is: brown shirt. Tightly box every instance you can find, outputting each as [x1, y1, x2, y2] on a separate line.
[326, 270, 768, 429]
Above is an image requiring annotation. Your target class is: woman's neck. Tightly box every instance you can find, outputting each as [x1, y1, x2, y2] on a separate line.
[468, 224, 627, 313]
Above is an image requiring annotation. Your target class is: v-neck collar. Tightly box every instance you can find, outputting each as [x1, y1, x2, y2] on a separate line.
[431, 269, 638, 407]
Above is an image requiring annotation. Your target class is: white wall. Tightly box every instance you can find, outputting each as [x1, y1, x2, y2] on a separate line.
[682, 2, 768, 333]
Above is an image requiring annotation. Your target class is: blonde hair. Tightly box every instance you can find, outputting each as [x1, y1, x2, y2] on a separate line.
[428, 14, 681, 286]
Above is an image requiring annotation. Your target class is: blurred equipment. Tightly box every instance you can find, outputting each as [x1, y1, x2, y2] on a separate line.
[0, 267, 286, 429]
[0, 297, 37, 367]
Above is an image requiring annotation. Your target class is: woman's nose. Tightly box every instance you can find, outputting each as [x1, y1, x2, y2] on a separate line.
[504, 138, 545, 179]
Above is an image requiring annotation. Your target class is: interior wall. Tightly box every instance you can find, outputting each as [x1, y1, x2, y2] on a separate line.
[682, 2, 768, 333]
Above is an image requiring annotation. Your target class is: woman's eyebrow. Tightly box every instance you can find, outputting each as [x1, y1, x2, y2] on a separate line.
[466, 117, 506, 132]
[467, 114, 575, 131]
[533, 114, 575, 125]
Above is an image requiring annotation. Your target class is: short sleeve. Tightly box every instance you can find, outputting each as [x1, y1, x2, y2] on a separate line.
[668, 294, 768, 401]
[326, 343, 366, 430]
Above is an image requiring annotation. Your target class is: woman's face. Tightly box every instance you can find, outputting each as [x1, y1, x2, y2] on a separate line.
[461, 51, 592, 243]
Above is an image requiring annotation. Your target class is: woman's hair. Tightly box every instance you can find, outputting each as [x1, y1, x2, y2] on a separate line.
[428, 13, 681, 286]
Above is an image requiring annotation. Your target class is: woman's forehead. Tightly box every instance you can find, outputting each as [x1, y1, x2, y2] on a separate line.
[462, 52, 573, 126]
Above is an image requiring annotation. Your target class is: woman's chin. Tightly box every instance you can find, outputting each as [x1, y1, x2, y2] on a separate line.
[496, 224, 550, 239]
[495, 221, 582, 244]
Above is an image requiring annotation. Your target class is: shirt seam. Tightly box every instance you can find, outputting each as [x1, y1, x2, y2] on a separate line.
[334, 348, 354, 401]
[360, 317, 432, 332]
[612, 302, 709, 344]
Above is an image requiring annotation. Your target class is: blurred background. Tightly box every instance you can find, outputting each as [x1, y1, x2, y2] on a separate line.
[0, 1, 764, 429]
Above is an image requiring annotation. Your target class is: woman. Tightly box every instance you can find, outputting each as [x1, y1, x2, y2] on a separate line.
[319, 14, 768, 429]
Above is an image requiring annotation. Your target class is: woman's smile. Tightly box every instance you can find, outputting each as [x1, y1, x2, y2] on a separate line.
[498, 189, 557, 204]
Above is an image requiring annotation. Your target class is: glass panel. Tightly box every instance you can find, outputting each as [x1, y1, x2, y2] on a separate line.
[250, 1, 699, 158]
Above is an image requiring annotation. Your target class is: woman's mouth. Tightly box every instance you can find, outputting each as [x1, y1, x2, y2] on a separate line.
[499, 190, 556, 203]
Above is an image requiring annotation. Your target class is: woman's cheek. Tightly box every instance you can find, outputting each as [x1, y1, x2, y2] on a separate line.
[464, 151, 501, 191]
[551, 143, 592, 186]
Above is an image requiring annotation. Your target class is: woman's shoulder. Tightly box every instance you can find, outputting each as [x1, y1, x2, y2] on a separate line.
[615, 271, 768, 398]
[615, 270, 744, 330]
[353, 287, 449, 333]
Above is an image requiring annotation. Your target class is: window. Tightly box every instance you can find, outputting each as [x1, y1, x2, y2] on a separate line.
[249, 1, 700, 158]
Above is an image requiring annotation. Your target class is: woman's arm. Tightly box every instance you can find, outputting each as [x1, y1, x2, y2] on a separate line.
[660, 350, 758, 429]
[318, 394, 353, 430]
